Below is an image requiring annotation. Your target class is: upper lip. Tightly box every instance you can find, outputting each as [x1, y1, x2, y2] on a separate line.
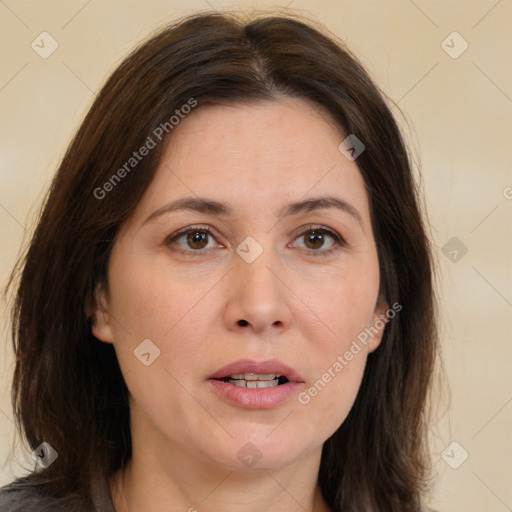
[208, 359, 305, 382]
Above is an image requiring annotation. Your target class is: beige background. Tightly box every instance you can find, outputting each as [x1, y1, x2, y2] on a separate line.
[1, 1, 511, 510]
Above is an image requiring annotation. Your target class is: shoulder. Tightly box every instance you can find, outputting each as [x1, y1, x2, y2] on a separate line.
[0, 479, 92, 512]
[0, 480, 44, 512]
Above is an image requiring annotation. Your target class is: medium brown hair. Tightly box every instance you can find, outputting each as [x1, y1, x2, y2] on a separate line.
[6, 11, 437, 511]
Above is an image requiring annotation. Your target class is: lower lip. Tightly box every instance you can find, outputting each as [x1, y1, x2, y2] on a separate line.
[208, 379, 303, 409]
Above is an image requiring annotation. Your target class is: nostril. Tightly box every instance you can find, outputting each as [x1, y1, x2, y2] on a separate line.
[238, 319, 249, 326]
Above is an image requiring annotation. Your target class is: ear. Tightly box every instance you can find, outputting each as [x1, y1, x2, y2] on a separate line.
[367, 295, 390, 353]
[87, 282, 114, 344]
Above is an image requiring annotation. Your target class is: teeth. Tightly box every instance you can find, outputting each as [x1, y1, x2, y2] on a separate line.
[222, 372, 287, 388]
[229, 373, 276, 381]
[227, 378, 280, 388]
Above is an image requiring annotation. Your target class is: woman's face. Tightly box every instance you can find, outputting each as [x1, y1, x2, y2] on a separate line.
[92, 97, 387, 472]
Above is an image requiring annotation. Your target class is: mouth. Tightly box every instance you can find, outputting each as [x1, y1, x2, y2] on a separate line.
[208, 359, 304, 389]
[207, 360, 304, 409]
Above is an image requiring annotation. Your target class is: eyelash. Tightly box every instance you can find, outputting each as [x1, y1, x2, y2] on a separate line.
[164, 224, 347, 257]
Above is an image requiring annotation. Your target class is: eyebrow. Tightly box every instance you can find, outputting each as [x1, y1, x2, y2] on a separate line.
[143, 195, 363, 227]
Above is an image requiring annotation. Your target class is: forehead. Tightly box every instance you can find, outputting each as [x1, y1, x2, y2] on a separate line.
[134, 97, 371, 224]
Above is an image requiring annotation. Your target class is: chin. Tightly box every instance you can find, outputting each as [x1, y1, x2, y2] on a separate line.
[205, 433, 317, 473]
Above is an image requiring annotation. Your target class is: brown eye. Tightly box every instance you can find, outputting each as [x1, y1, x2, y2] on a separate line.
[292, 226, 345, 256]
[166, 226, 218, 254]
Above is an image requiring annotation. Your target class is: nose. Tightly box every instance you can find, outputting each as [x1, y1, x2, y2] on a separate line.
[223, 247, 293, 335]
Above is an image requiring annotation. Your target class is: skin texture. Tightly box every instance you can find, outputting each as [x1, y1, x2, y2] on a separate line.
[91, 97, 388, 512]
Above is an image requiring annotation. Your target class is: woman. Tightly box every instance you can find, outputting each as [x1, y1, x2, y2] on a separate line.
[1, 10, 437, 512]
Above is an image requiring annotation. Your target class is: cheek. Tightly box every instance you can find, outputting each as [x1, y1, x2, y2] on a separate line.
[108, 246, 185, 334]
[103, 253, 220, 432]
[296, 330, 369, 439]
[292, 348, 368, 453]
[298, 260, 379, 353]
[106, 249, 222, 374]
[292, 261, 377, 421]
